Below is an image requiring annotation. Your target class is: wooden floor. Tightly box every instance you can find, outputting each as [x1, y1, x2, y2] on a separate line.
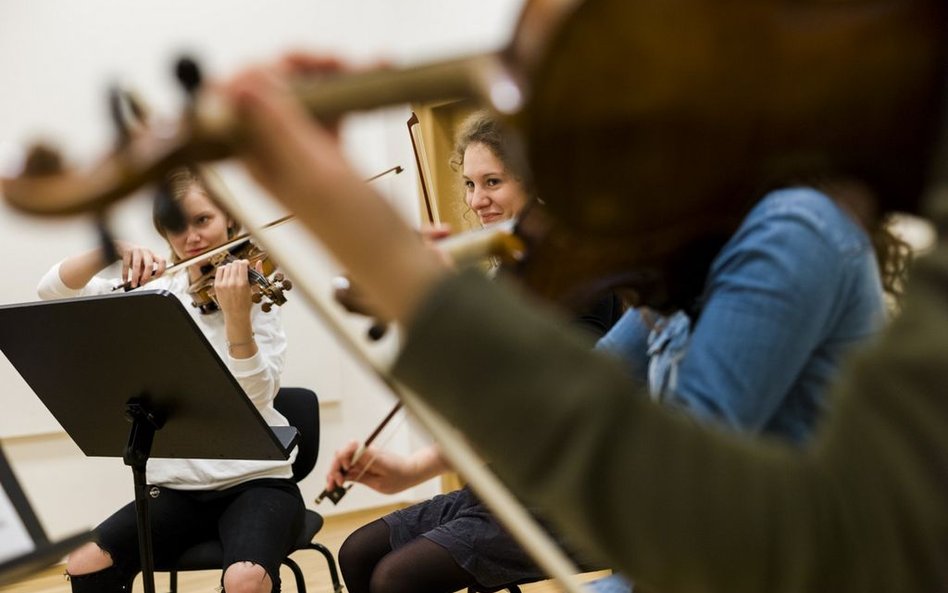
[0, 505, 609, 593]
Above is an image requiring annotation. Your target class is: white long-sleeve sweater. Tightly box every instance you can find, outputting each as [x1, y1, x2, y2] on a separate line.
[37, 261, 295, 490]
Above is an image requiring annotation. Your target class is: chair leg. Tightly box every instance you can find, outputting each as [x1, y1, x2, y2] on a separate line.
[303, 543, 344, 593]
[169, 570, 178, 593]
[281, 557, 307, 593]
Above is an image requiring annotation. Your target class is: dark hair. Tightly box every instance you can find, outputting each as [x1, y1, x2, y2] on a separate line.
[816, 178, 913, 307]
[450, 110, 535, 199]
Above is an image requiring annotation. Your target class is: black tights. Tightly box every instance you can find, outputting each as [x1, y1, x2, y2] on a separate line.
[338, 519, 480, 593]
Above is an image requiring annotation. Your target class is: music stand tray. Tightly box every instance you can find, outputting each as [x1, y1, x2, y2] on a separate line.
[0, 290, 299, 593]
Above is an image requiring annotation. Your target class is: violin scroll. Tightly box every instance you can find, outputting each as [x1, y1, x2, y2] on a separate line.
[1, 52, 514, 220]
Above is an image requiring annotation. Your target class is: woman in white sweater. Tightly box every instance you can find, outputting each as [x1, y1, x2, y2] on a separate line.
[37, 166, 301, 593]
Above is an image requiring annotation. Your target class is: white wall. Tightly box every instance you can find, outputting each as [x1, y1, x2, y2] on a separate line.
[0, 0, 525, 539]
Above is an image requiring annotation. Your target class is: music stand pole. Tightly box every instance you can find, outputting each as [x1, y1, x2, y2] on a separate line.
[123, 398, 165, 593]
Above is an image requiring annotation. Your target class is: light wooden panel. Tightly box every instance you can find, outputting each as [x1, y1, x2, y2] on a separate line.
[408, 100, 478, 495]
[409, 100, 483, 233]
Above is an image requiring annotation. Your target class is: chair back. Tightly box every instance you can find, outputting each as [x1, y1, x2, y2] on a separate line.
[273, 387, 320, 483]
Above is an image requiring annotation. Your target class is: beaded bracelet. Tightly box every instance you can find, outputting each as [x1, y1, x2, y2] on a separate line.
[226, 332, 255, 350]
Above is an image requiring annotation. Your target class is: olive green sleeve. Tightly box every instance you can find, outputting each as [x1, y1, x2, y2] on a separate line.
[392, 248, 948, 592]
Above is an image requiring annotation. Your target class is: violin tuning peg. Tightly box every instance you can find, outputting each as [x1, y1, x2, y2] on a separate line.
[281, 279, 293, 291]
[273, 272, 285, 282]
[367, 323, 388, 341]
[175, 56, 203, 100]
[95, 215, 120, 266]
[251, 293, 262, 304]
[262, 302, 273, 313]
[22, 143, 65, 177]
[108, 85, 150, 147]
[123, 90, 149, 124]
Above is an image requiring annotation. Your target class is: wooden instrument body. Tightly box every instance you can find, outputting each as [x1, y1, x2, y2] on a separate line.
[505, 0, 948, 308]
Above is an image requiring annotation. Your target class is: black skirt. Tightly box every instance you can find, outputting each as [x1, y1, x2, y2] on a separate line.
[383, 485, 595, 588]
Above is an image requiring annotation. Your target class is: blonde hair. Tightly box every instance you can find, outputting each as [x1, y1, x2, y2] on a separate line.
[151, 165, 238, 261]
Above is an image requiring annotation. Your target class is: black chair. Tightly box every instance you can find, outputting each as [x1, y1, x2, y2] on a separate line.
[161, 387, 343, 593]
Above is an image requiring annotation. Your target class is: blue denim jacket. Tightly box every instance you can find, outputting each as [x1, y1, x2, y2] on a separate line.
[589, 188, 886, 593]
[595, 187, 886, 444]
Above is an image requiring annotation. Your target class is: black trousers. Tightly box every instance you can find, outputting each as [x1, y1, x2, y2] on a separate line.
[93, 478, 304, 592]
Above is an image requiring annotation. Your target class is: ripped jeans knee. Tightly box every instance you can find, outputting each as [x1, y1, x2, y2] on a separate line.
[222, 560, 275, 593]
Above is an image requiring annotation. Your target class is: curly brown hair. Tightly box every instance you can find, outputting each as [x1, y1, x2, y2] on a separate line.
[872, 217, 914, 306]
[816, 178, 914, 308]
[450, 110, 535, 199]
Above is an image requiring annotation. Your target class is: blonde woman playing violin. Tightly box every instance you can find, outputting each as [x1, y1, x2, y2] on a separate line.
[37, 166, 301, 593]
[325, 112, 616, 593]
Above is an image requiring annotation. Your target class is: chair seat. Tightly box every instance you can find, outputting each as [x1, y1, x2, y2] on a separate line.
[161, 388, 342, 593]
[297, 510, 324, 549]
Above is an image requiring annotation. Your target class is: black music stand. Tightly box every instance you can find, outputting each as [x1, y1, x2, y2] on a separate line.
[0, 290, 298, 593]
[0, 444, 93, 586]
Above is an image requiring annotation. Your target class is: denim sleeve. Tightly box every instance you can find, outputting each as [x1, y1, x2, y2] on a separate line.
[667, 195, 853, 432]
[595, 308, 652, 381]
[393, 231, 948, 593]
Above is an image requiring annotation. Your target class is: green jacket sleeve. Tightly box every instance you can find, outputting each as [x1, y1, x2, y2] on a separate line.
[392, 247, 948, 592]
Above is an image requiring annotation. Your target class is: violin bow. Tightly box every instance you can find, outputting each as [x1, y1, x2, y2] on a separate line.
[111, 166, 403, 292]
[316, 112, 439, 504]
[407, 112, 438, 226]
[197, 165, 590, 593]
[314, 400, 403, 504]
[217, 187, 584, 593]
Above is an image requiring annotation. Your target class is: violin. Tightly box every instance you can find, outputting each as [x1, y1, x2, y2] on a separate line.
[187, 240, 292, 314]
[113, 166, 401, 315]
